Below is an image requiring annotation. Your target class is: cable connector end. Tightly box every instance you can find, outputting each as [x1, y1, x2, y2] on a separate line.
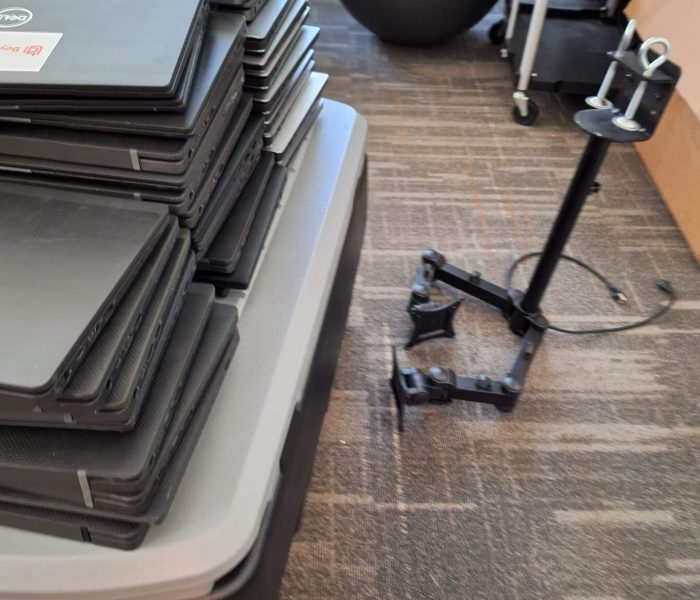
[609, 287, 628, 304]
[655, 279, 674, 295]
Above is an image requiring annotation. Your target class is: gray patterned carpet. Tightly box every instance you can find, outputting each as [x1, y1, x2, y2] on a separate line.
[281, 2, 700, 598]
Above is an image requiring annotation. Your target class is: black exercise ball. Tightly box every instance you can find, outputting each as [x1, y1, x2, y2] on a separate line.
[339, 0, 497, 46]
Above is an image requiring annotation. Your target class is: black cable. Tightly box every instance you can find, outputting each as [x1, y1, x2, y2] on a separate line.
[504, 252, 676, 335]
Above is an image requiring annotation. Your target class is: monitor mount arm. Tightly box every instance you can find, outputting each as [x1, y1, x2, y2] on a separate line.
[391, 32, 679, 431]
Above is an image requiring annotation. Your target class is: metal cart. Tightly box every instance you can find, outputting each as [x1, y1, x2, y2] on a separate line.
[494, 0, 627, 125]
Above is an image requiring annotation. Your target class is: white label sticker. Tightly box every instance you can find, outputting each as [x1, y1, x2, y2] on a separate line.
[0, 31, 62, 72]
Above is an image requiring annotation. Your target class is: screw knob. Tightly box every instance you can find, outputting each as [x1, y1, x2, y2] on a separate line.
[502, 375, 522, 395]
[475, 374, 493, 390]
[428, 367, 450, 384]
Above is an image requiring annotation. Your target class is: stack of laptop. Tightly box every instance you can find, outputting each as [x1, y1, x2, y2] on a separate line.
[0, 188, 240, 549]
[0, 1, 267, 257]
[0, 0, 208, 112]
[193, 0, 331, 294]
[0, 1, 250, 550]
[195, 151, 288, 292]
[237, 0, 328, 164]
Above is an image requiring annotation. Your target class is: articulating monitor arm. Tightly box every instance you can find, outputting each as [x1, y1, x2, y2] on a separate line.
[393, 248, 547, 432]
[392, 323, 544, 432]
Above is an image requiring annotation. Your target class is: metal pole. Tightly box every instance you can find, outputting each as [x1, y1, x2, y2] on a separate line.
[515, 0, 548, 93]
[505, 0, 521, 48]
[520, 135, 611, 313]
[586, 19, 637, 109]
[605, 0, 619, 18]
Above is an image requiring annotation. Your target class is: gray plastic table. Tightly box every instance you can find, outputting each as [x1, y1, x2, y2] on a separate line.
[0, 99, 368, 600]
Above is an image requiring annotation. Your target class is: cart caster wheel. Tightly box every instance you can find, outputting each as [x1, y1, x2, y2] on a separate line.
[488, 20, 506, 45]
[512, 99, 539, 126]
[496, 399, 516, 413]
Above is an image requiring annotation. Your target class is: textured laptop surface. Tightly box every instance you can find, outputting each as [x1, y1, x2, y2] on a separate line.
[0, 285, 214, 508]
[0, 302, 238, 548]
[199, 151, 274, 271]
[0, 194, 167, 398]
[0, 0, 205, 95]
[196, 163, 286, 289]
[191, 114, 265, 253]
[0, 11, 245, 139]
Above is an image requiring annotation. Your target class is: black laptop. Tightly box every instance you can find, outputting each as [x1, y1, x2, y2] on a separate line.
[0, 95, 255, 226]
[0, 11, 245, 134]
[0, 0, 207, 100]
[196, 163, 287, 290]
[191, 115, 266, 255]
[0, 300, 238, 549]
[0, 192, 168, 407]
[0, 13, 246, 173]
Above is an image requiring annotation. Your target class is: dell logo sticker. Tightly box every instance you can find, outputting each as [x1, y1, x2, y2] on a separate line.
[0, 7, 33, 28]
